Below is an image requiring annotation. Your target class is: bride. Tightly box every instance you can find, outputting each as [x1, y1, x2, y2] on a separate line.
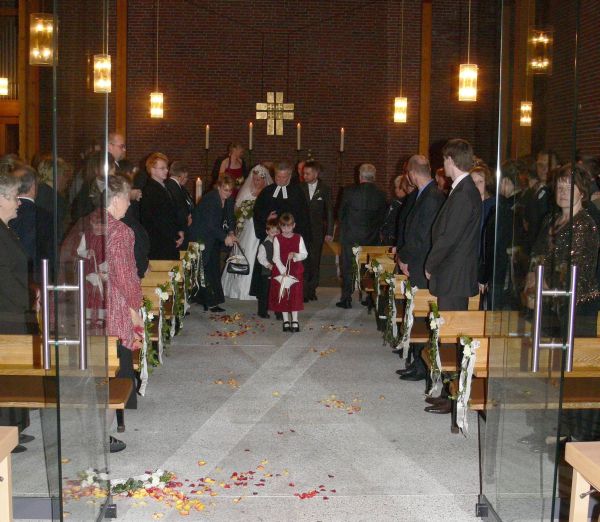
[221, 165, 273, 300]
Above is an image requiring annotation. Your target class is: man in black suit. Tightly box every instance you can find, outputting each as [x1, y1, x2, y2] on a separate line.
[300, 160, 334, 302]
[425, 139, 481, 311]
[396, 155, 446, 381]
[166, 161, 194, 250]
[253, 160, 311, 242]
[10, 165, 53, 284]
[337, 163, 387, 308]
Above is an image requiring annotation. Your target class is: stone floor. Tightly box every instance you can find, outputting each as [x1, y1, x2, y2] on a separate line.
[15, 287, 482, 521]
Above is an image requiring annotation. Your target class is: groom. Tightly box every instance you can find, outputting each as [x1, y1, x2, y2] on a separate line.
[253, 161, 311, 242]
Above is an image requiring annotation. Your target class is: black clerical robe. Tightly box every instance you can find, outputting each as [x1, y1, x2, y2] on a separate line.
[253, 183, 311, 241]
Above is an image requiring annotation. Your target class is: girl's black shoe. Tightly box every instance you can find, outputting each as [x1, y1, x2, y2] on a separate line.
[282, 321, 291, 332]
[291, 321, 300, 333]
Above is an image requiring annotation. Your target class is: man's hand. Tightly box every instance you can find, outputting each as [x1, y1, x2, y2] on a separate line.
[425, 270, 431, 280]
[324, 235, 334, 243]
[130, 189, 142, 202]
[187, 214, 192, 227]
[175, 231, 184, 248]
[268, 211, 278, 220]
[399, 261, 410, 277]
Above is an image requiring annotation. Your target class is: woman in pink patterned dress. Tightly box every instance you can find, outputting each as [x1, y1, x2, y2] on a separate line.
[268, 212, 308, 333]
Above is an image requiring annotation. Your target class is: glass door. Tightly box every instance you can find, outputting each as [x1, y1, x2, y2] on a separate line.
[9, 1, 112, 520]
[481, 0, 594, 520]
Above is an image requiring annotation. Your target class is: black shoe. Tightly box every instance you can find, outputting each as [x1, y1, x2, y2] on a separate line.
[424, 399, 452, 414]
[310, 294, 317, 301]
[258, 312, 270, 319]
[12, 444, 27, 454]
[202, 304, 209, 311]
[19, 433, 35, 444]
[424, 396, 447, 405]
[210, 306, 226, 313]
[395, 367, 413, 376]
[109, 436, 126, 453]
[303, 297, 310, 303]
[335, 300, 352, 309]
[275, 312, 283, 320]
[283, 321, 291, 332]
[117, 424, 126, 433]
[400, 371, 426, 381]
[291, 321, 300, 333]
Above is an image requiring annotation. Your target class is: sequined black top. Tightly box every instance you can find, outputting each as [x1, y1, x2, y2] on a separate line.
[531, 209, 600, 304]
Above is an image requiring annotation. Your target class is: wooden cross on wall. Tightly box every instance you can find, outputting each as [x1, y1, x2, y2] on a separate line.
[256, 92, 294, 135]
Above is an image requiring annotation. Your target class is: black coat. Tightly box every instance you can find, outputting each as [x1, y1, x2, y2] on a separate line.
[121, 208, 151, 279]
[425, 175, 482, 298]
[166, 178, 193, 229]
[339, 182, 387, 245]
[9, 198, 54, 283]
[253, 184, 311, 242]
[189, 189, 235, 263]
[141, 178, 182, 260]
[397, 182, 446, 288]
[0, 220, 32, 333]
[299, 179, 334, 242]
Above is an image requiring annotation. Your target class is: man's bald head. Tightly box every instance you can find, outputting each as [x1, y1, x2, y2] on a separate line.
[407, 155, 432, 188]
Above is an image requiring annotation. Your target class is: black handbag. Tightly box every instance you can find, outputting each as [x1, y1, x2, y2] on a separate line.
[226, 243, 250, 275]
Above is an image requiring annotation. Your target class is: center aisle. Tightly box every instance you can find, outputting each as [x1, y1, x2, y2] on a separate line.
[111, 288, 479, 521]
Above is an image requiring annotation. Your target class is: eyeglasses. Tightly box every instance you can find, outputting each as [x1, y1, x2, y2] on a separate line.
[110, 142, 126, 150]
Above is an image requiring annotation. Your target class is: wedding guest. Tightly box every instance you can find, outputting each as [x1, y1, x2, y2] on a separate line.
[189, 175, 237, 312]
[396, 155, 445, 382]
[381, 174, 415, 247]
[253, 160, 311, 242]
[0, 172, 35, 453]
[71, 151, 114, 223]
[223, 165, 273, 300]
[336, 163, 387, 309]
[423, 139, 481, 415]
[108, 132, 127, 169]
[255, 218, 280, 318]
[140, 152, 184, 260]
[116, 159, 142, 221]
[37, 157, 70, 237]
[300, 160, 334, 301]
[166, 161, 194, 249]
[214, 143, 248, 197]
[269, 213, 308, 332]
[435, 167, 451, 195]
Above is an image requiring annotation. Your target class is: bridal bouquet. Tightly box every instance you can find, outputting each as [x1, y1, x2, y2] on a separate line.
[235, 199, 255, 233]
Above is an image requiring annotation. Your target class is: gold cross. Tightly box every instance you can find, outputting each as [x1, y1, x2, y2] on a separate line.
[256, 92, 295, 135]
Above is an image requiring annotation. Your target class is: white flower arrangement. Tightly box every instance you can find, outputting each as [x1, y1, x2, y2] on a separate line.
[155, 287, 169, 302]
[352, 246, 361, 256]
[456, 335, 481, 435]
[80, 468, 108, 488]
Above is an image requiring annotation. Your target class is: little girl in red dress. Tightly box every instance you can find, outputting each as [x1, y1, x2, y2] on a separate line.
[268, 212, 308, 332]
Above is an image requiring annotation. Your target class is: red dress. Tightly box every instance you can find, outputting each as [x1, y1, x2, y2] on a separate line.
[269, 234, 305, 312]
[224, 157, 244, 198]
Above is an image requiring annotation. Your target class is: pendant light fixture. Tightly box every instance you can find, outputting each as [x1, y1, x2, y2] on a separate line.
[393, 0, 407, 123]
[150, 0, 164, 118]
[29, 13, 54, 66]
[93, 2, 111, 93]
[519, 0, 533, 127]
[528, 28, 553, 74]
[0, 78, 8, 96]
[458, 0, 478, 102]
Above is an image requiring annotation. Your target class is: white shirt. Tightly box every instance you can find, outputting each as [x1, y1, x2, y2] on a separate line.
[450, 172, 470, 194]
[257, 238, 273, 269]
[308, 181, 318, 200]
[272, 185, 288, 199]
[273, 235, 308, 274]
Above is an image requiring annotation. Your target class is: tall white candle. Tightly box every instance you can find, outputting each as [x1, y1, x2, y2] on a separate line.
[249, 122, 253, 151]
[340, 127, 345, 152]
[297, 123, 301, 151]
[205, 124, 210, 150]
[195, 177, 203, 203]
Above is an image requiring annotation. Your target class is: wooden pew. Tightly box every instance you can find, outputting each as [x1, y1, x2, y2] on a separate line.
[148, 259, 182, 273]
[0, 335, 121, 377]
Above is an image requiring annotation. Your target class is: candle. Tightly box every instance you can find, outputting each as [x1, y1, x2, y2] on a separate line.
[195, 177, 203, 203]
[249, 122, 253, 151]
[297, 123, 301, 151]
[205, 124, 210, 150]
[340, 127, 345, 152]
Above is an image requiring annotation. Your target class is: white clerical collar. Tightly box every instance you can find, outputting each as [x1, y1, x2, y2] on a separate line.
[451, 172, 470, 193]
[19, 196, 35, 203]
[273, 185, 288, 199]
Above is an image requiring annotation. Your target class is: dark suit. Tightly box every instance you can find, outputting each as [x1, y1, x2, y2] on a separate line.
[121, 207, 151, 279]
[189, 189, 235, 307]
[339, 182, 387, 301]
[253, 183, 311, 242]
[397, 181, 446, 289]
[141, 178, 182, 260]
[166, 178, 194, 249]
[425, 175, 481, 310]
[300, 179, 334, 298]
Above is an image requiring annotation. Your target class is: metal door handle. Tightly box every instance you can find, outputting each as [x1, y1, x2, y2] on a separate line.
[531, 264, 577, 372]
[40, 259, 88, 371]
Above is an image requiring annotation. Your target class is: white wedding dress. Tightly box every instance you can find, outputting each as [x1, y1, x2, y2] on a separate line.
[221, 168, 273, 300]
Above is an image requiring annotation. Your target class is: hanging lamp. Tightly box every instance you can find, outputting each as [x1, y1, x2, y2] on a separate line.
[528, 28, 553, 74]
[0, 78, 8, 96]
[458, 0, 478, 101]
[150, 0, 164, 118]
[29, 13, 54, 66]
[93, 54, 111, 93]
[393, 0, 407, 123]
